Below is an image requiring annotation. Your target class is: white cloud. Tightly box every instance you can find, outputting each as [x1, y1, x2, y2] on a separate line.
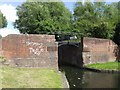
[0, 28, 20, 37]
[0, 4, 20, 37]
[0, 4, 18, 22]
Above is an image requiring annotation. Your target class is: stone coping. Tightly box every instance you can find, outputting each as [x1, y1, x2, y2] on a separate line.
[60, 64, 120, 74]
[82, 67, 120, 74]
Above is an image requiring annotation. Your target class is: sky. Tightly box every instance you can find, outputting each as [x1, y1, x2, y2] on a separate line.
[0, 0, 119, 37]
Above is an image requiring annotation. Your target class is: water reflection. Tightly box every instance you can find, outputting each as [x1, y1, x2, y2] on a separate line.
[60, 66, 119, 89]
[60, 66, 84, 88]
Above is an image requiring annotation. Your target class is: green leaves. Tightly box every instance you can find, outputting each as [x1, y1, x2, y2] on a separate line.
[73, 2, 118, 39]
[14, 1, 119, 42]
[0, 11, 7, 28]
[14, 1, 72, 35]
[113, 22, 120, 45]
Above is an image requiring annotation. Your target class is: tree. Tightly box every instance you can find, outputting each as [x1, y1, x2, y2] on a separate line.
[14, 1, 72, 35]
[73, 2, 95, 37]
[0, 34, 2, 39]
[113, 1, 120, 45]
[73, 1, 118, 39]
[113, 22, 120, 45]
[0, 11, 7, 28]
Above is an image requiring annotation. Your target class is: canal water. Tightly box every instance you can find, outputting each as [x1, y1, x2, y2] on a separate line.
[60, 66, 120, 89]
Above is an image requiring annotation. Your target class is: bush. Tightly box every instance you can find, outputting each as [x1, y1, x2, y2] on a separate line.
[0, 56, 6, 63]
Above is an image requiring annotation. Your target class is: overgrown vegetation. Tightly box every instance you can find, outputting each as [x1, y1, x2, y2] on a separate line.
[0, 56, 5, 63]
[0, 65, 63, 88]
[86, 62, 120, 70]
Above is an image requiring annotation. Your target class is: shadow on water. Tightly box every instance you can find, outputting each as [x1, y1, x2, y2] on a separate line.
[59, 65, 120, 89]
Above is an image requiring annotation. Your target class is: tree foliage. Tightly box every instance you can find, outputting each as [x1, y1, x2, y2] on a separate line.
[113, 1, 120, 45]
[0, 11, 7, 28]
[14, 1, 119, 42]
[73, 2, 118, 39]
[14, 1, 72, 35]
[113, 22, 120, 45]
[0, 34, 2, 39]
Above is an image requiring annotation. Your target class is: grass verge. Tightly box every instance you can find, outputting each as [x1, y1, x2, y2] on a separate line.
[0, 65, 63, 88]
[86, 62, 120, 70]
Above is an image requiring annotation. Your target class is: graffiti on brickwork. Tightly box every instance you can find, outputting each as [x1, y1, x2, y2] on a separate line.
[29, 47, 44, 56]
[25, 41, 43, 46]
[23, 41, 46, 56]
[84, 44, 87, 48]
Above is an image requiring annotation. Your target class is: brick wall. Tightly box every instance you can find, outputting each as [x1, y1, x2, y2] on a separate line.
[82, 37, 118, 65]
[0, 34, 118, 68]
[1, 34, 58, 69]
